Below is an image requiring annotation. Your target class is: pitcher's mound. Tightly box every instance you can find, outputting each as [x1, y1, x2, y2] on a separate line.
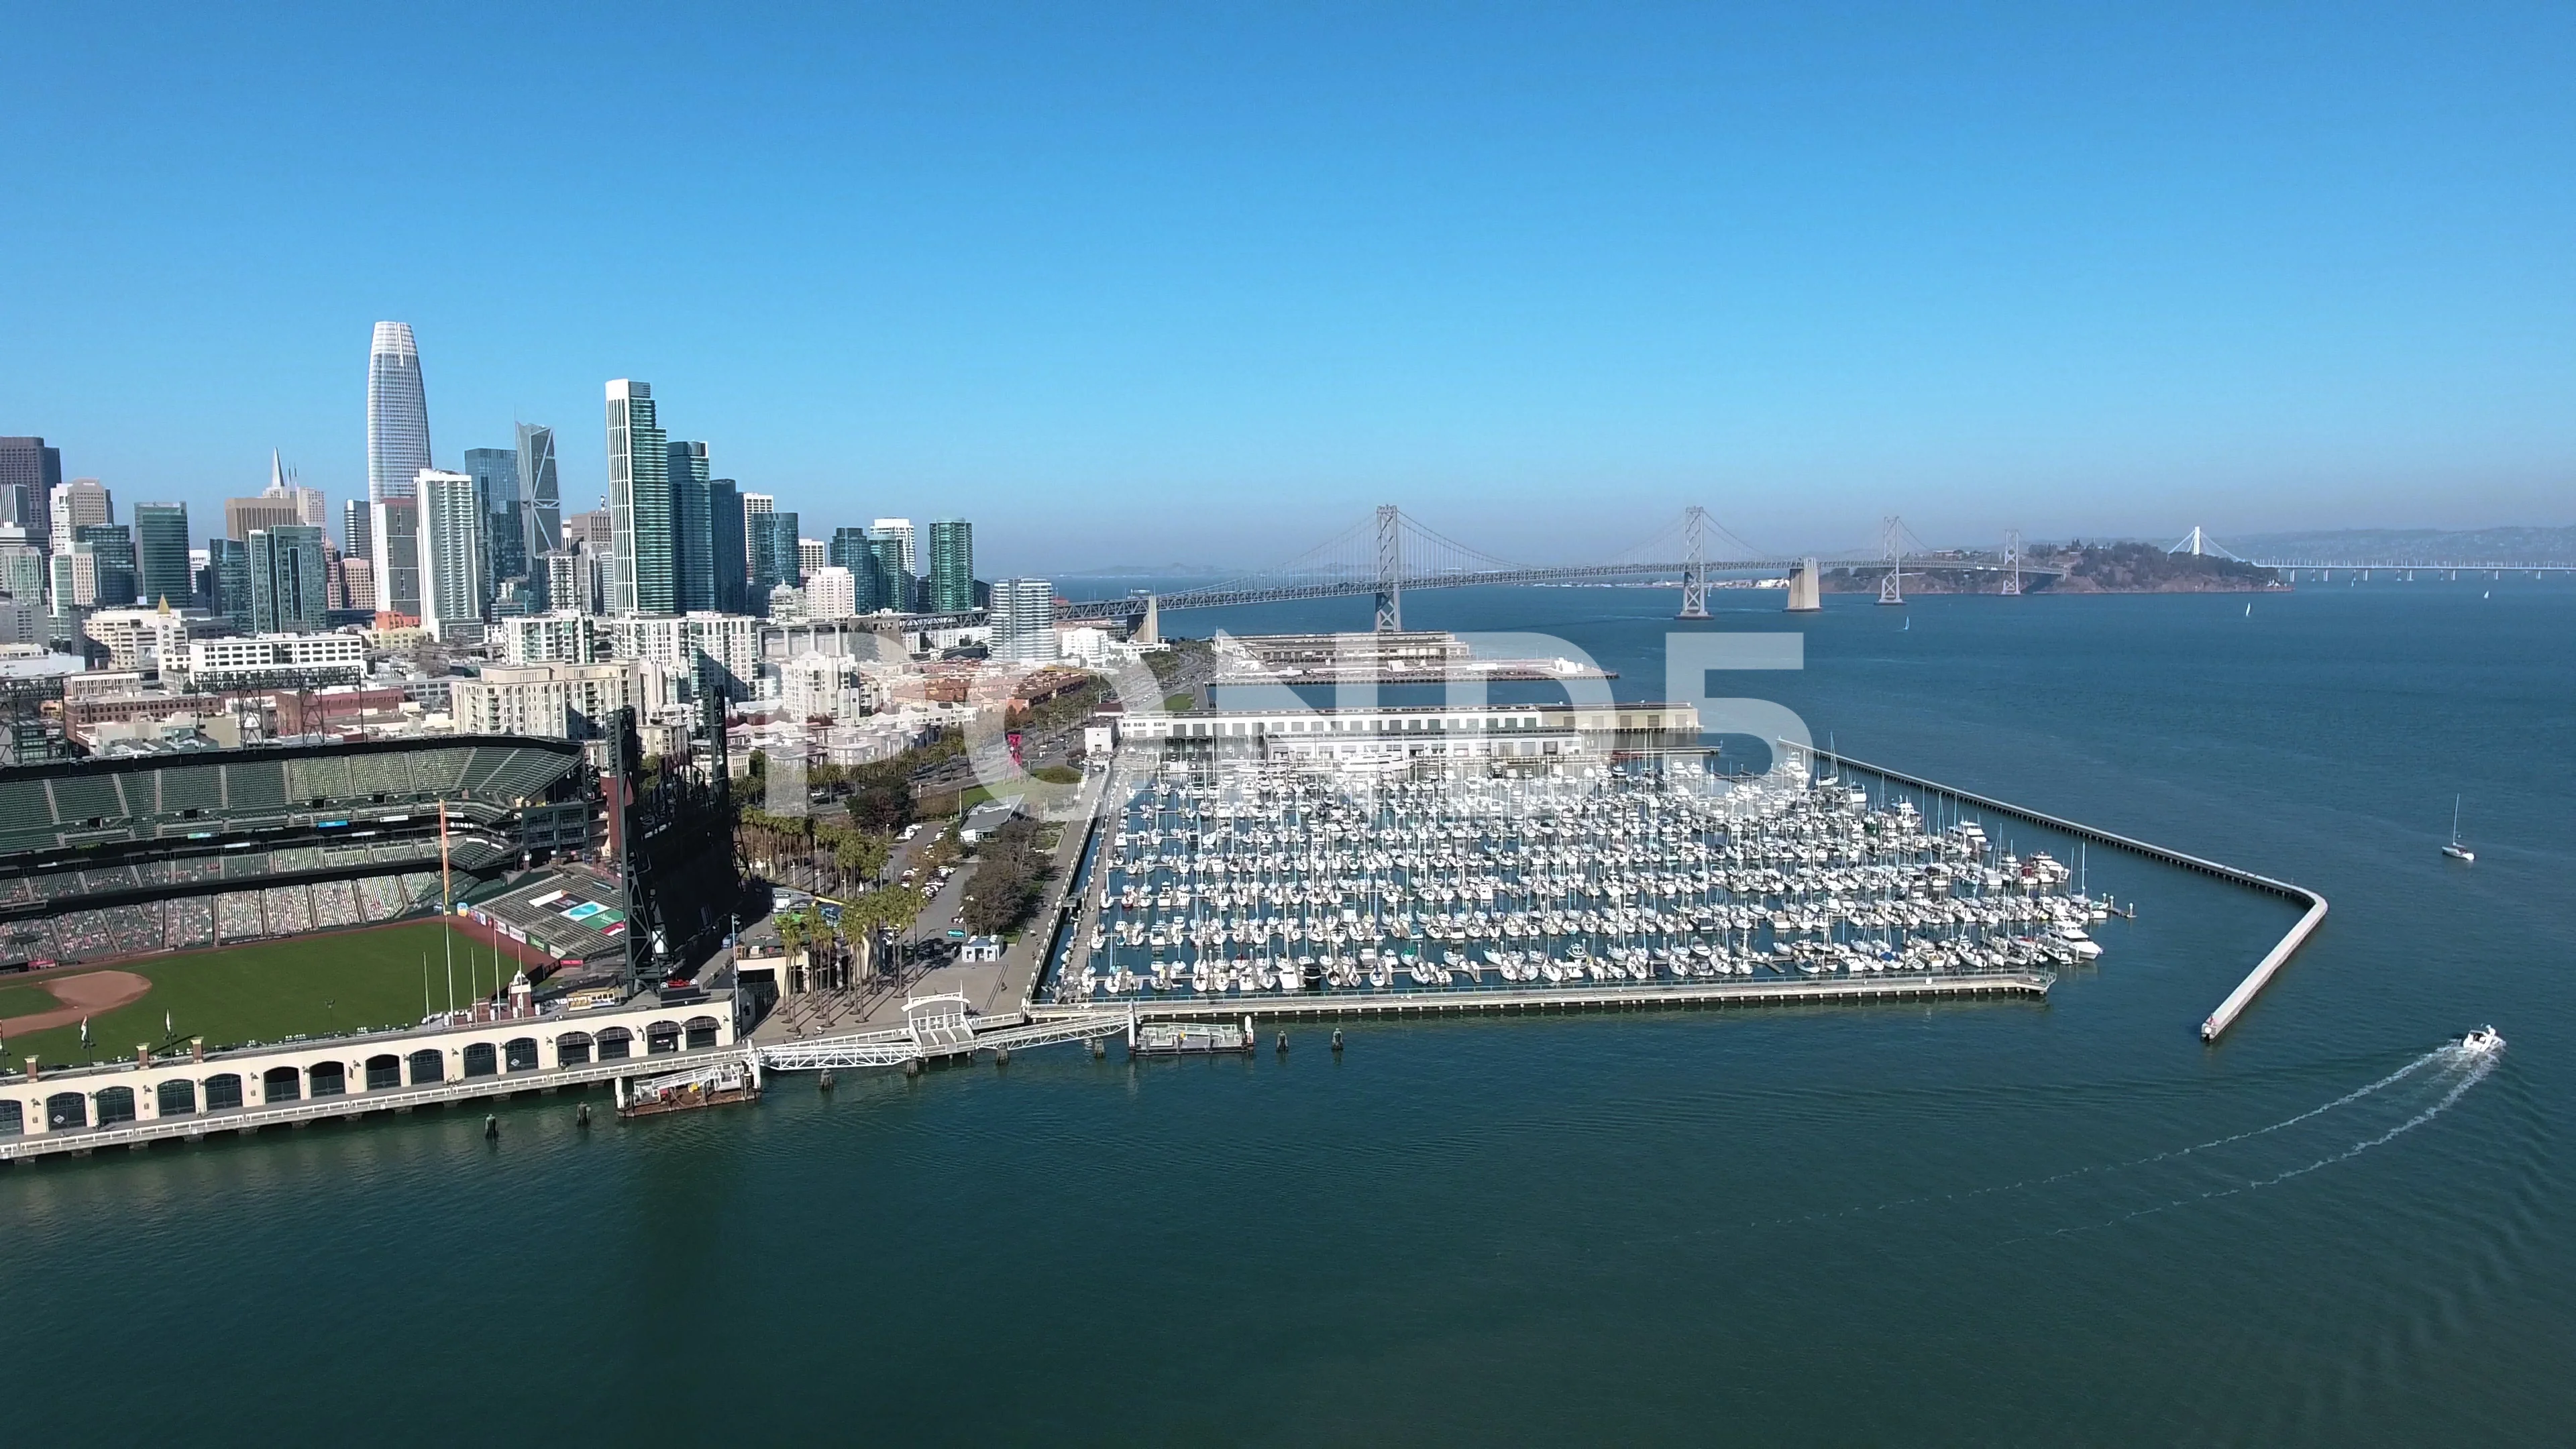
[1, 969, 152, 1034]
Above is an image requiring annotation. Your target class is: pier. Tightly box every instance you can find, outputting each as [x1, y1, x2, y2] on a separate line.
[1803, 745, 2328, 1042]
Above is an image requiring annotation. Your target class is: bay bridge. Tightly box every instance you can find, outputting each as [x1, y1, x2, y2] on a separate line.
[1053, 506, 2049, 632]
[2168, 526, 2576, 583]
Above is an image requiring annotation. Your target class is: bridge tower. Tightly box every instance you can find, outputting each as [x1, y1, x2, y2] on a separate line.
[1676, 506, 1711, 619]
[2000, 529, 2022, 597]
[1375, 504, 1403, 633]
[1877, 515, 1905, 606]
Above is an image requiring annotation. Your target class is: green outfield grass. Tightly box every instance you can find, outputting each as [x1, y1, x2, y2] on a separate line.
[0, 920, 547, 1069]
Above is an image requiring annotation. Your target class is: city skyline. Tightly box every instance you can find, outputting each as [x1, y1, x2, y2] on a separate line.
[5, 7, 2569, 572]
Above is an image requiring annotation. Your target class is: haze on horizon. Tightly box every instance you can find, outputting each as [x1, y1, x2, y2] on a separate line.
[4, 4, 2570, 575]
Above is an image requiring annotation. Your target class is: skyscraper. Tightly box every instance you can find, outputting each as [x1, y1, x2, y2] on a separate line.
[264, 449, 327, 527]
[667, 439, 713, 611]
[342, 498, 372, 561]
[871, 518, 916, 579]
[74, 524, 136, 606]
[224, 494, 302, 541]
[708, 479, 747, 614]
[367, 322, 431, 502]
[416, 470, 488, 639]
[747, 509, 801, 597]
[207, 539, 253, 630]
[742, 492, 773, 572]
[131, 503, 191, 607]
[370, 496, 421, 619]
[990, 578, 1058, 661]
[0, 438, 62, 554]
[928, 518, 974, 612]
[51, 479, 112, 548]
[464, 446, 525, 608]
[605, 380, 671, 614]
[863, 536, 906, 614]
[516, 423, 561, 558]
[247, 525, 327, 633]
[798, 537, 826, 581]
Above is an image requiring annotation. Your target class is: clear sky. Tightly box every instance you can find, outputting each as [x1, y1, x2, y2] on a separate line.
[4, 3, 2571, 572]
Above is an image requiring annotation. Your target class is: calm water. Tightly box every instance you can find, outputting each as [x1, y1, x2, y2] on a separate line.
[6, 580, 2571, 1444]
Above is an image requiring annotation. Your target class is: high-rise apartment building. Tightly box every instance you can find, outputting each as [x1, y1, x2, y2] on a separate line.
[605, 380, 671, 614]
[542, 553, 590, 615]
[463, 446, 524, 606]
[517, 423, 561, 559]
[928, 518, 974, 613]
[805, 566, 858, 619]
[342, 498, 372, 561]
[416, 470, 488, 639]
[871, 519, 916, 579]
[370, 496, 422, 619]
[131, 503, 192, 606]
[708, 480, 747, 613]
[247, 525, 328, 633]
[207, 539, 253, 629]
[667, 439, 713, 612]
[990, 577, 1058, 661]
[747, 510, 802, 596]
[741, 492, 773, 572]
[0, 438, 62, 554]
[798, 537, 826, 581]
[367, 322, 431, 502]
[864, 536, 906, 614]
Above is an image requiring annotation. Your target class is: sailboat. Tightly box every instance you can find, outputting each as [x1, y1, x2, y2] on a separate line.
[2243, 602, 2251, 618]
[1901, 616, 1911, 632]
[2443, 796, 2475, 863]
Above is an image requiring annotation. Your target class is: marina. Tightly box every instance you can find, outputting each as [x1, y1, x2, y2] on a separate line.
[1047, 740, 2112, 1016]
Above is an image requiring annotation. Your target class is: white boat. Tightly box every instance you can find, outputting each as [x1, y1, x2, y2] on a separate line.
[2443, 795, 2475, 863]
[2460, 1026, 2504, 1055]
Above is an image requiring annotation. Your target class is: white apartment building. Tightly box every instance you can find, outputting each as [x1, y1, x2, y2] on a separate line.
[796, 537, 826, 580]
[450, 661, 639, 740]
[600, 612, 762, 698]
[777, 651, 878, 723]
[804, 565, 857, 620]
[415, 468, 488, 641]
[176, 633, 368, 691]
[989, 577, 1057, 662]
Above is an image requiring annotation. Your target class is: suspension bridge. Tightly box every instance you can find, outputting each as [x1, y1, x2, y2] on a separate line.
[2170, 526, 2576, 581]
[1054, 506, 2051, 631]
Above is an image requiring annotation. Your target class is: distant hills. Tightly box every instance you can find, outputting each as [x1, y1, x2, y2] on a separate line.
[2224, 526, 2576, 563]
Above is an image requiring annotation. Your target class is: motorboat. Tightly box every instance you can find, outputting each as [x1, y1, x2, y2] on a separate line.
[2460, 1026, 2504, 1056]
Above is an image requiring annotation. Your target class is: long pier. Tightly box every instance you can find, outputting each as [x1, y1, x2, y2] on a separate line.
[1803, 746, 2326, 1042]
[1069, 970, 2051, 1024]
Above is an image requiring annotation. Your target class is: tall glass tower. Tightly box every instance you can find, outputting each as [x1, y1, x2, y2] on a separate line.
[516, 423, 561, 558]
[367, 322, 431, 502]
[667, 439, 713, 612]
[131, 503, 192, 607]
[605, 380, 671, 614]
[708, 479, 747, 613]
[248, 525, 328, 633]
[928, 518, 974, 612]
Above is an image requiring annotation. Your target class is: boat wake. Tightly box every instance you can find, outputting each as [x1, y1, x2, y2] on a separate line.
[1764, 1045, 2460, 1229]
[2011, 1041, 2502, 1244]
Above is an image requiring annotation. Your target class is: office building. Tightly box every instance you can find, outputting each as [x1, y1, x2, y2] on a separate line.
[370, 497, 421, 620]
[871, 518, 916, 579]
[741, 492, 773, 570]
[246, 525, 327, 633]
[990, 577, 1058, 661]
[0, 437, 63, 553]
[74, 524, 137, 606]
[747, 509, 801, 596]
[176, 633, 368, 692]
[83, 605, 192, 674]
[367, 321, 431, 502]
[566, 507, 612, 549]
[928, 518, 973, 612]
[605, 379, 671, 614]
[0, 533, 44, 605]
[708, 479, 748, 613]
[131, 503, 191, 606]
[416, 469, 488, 640]
[51, 479, 113, 548]
[225, 494, 303, 541]
[516, 423, 561, 559]
[264, 449, 327, 527]
[827, 526, 877, 611]
[798, 537, 826, 580]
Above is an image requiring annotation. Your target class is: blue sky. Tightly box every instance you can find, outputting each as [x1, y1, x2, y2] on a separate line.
[4, 3, 2571, 572]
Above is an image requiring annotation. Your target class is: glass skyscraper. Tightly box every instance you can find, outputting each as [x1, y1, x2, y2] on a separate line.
[708, 479, 747, 614]
[515, 423, 561, 559]
[74, 523, 137, 606]
[747, 509, 802, 597]
[606, 380, 672, 614]
[367, 322, 431, 502]
[928, 518, 974, 612]
[827, 526, 876, 612]
[208, 539, 252, 630]
[248, 525, 327, 633]
[667, 439, 713, 612]
[131, 502, 192, 608]
[865, 536, 906, 614]
[0, 437, 62, 554]
[463, 447, 523, 609]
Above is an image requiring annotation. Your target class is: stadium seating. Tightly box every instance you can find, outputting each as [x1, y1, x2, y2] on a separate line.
[215, 892, 263, 941]
[166, 897, 214, 948]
